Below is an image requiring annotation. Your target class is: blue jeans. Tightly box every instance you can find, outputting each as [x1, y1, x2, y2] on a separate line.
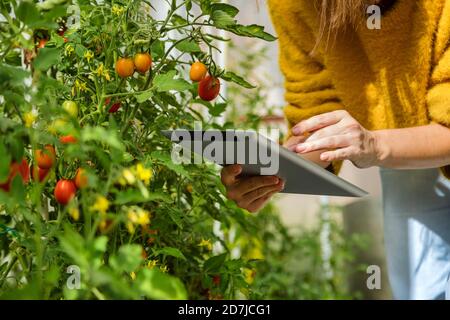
[380, 168, 450, 299]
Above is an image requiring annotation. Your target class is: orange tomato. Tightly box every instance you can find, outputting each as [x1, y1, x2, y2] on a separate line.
[74, 168, 88, 189]
[59, 135, 77, 144]
[190, 62, 207, 82]
[115, 58, 135, 78]
[35, 145, 56, 169]
[134, 53, 152, 74]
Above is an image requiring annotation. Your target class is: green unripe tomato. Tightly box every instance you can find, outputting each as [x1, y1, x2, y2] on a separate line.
[62, 100, 78, 118]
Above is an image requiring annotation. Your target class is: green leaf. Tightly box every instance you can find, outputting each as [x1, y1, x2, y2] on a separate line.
[33, 47, 61, 71]
[200, 0, 211, 14]
[222, 24, 277, 42]
[208, 102, 227, 117]
[204, 253, 227, 272]
[59, 226, 89, 268]
[150, 150, 190, 177]
[171, 14, 187, 26]
[0, 64, 30, 87]
[211, 10, 236, 28]
[211, 3, 239, 18]
[92, 236, 108, 253]
[153, 71, 192, 92]
[153, 247, 187, 261]
[81, 126, 124, 151]
[16, 1, 40, 26]
[175, 39, 201, 53]
[110, 244, 143, 273]
[220, 71, 256, 89]
[136, 89, 154, 103]
[114, 190, 171, 205]
[0, 142, 11, 183]
[135, 269, 187, 300]
[151, 40, 165, 59]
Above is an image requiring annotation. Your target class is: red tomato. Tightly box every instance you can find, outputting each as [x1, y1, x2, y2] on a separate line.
[212, 275, 221, 286]
[74, 168, 88, 189]
[54, 179, 76, 205]
[31, 166, 50, 183]
[35, 145, 56, 169]
[134, 53, 152, 74]
[59, 135, 77, 144]
[198, 76, 221, 101]
[108, 101, 122, 113]
[0, 159, 30, 192]
[115, 58, 135, 78]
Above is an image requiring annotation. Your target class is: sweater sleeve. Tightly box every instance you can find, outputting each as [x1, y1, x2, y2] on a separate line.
[426, 0, 450, 178]
[268, 0, 344, 174]
[427, 0, 450, 126]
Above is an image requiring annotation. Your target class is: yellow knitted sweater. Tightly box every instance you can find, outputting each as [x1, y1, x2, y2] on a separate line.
[268, 0, 450, 176]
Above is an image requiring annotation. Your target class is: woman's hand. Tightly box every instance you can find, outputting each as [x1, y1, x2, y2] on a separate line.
[220, 164, 284, 213]
[291, 110, 382, 168]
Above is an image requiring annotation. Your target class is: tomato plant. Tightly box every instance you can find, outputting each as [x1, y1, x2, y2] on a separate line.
[0, 0, 282, 300]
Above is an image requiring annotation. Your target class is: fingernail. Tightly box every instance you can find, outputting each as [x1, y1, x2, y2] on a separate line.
[320, 154, 329, 161]
[272, 177, 279, 184]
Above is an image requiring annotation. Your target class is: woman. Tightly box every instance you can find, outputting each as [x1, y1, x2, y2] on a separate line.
[221, 0, 450, 299]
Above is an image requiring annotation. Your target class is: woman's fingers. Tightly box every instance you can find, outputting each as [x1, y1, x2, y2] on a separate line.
[236, 175, 280, 194]
[238, 180, 285, 208]
[220, 164, 242, 186]
[296, 134, 351, 153]
[246, 188, 281, 213]
[284, 135, 307, 151]
[292, 110, 348, 135]
[306, 123, 343, 142]
[320, 147, 357, 162]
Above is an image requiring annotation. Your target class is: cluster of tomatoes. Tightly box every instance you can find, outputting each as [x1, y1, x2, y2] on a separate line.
[115, 53, 153, 78]
[114, 55, 220, 102]
[0, 144, 88, 206]
[189, 61, 221, 102]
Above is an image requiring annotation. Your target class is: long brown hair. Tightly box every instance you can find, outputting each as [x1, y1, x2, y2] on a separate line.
[314, 0, 366, 52]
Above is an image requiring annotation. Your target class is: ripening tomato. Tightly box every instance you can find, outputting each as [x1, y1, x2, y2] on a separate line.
[35, 145, 56, 169]
[212, 275, 221, 286]
[54, 179, 76, 205]
[37, 38, 48, 49]
[0, 159, 30, 192]
[32, 166, 50, 183]
[108, 101, 122, 113]
[115, 58, 135, 78]
[62, 100, 78, 118]
[190, 62, 207, 82]
[198, 76, 221, 101]
[59, 135, 77, 144]
[134, 53, 152, 74]
[74, 168, 88, 189]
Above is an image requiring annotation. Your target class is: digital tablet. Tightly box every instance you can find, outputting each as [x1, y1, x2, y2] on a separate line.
[162, 130, 368, 197]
